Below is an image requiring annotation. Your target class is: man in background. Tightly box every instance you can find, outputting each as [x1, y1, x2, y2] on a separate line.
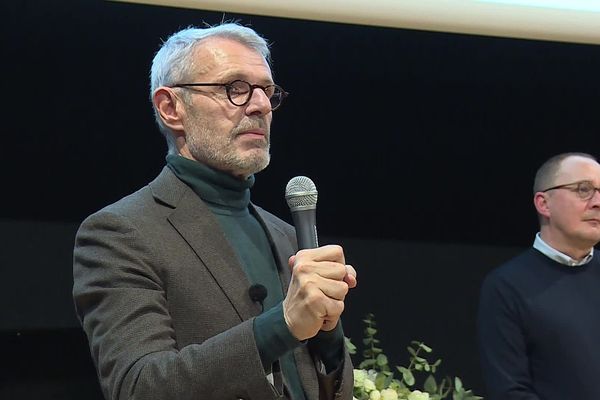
[73, 23, 356, 400]
[478, 152, 600, 399]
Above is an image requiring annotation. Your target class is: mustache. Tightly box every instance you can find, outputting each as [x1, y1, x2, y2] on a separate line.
[233, 118, 268, 134]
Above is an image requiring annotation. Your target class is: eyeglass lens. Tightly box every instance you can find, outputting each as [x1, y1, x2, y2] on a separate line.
[228, 80, 284, 109]
[576, 181, 599, 200]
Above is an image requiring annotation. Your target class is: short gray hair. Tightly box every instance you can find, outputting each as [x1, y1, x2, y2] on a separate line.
[149, 23, 271, 153]
[533, 152, 597, 194]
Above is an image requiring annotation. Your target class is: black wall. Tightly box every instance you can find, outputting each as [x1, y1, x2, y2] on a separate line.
[2, 0, 599, 398]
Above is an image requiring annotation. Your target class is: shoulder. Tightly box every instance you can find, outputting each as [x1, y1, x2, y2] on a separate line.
[480, 248, 543, 297]
[78, 167, 187, 233]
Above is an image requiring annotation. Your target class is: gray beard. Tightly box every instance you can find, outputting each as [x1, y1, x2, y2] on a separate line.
[186, 121, 271, 178]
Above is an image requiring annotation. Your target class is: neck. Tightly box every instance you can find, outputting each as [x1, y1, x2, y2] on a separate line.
[539, 230, 594, 261]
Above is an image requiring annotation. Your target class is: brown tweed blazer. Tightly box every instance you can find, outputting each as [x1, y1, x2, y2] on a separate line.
[73, 166, 353, 400]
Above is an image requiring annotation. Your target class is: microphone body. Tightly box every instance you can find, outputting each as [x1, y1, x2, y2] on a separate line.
[290, 208, 318, 250]
[285, 176, 319, 250]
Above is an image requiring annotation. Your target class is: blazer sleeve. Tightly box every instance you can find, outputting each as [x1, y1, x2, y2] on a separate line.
[73, 210, 282, 400]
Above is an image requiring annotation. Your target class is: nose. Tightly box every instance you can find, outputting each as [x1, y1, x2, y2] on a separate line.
[245, 88, 272, 116]
[590, 187, 600, 206]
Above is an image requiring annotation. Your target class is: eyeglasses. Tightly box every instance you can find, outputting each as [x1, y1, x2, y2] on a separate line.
[171, 79, 289, 111]
[542, 180, 600, 201]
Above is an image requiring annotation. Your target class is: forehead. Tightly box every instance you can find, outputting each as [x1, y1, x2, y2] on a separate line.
[557, 156, 600, 182]
[190, 37, 272, 81]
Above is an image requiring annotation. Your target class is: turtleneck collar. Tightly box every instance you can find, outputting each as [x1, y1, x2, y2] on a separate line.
[166, 154, 254, 211]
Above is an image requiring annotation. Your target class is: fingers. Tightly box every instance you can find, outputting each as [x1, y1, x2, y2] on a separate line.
[283, 281, 344, 340]
[282, 244, 357, 340]
[289, 246, 358, 290]
[344, 264, 358, 288]
[293, 260, 347, 281]
[296, 244, 345, 264]
[310, 276, 349, 300]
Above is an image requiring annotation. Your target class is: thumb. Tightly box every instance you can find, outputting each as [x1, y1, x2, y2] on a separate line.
[288, 254, 296, 269]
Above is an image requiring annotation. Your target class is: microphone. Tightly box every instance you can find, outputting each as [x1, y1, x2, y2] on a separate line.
[248, 284, 268, 312]
[285, 176, 318, 250]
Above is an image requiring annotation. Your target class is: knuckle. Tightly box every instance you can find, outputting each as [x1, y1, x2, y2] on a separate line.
[293, 262, 309, 275]
[339, 281, 349, 297]
[330, 244, 344, 257]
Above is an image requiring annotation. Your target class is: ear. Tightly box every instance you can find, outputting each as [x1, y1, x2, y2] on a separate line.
[534, 192, 551, 218]
[153, 87, 185, 133]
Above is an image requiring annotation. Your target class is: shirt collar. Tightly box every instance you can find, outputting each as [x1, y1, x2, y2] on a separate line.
[533, 232, 594, 267]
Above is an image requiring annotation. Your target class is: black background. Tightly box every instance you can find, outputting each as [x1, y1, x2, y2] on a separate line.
[1, 0, 599, 398]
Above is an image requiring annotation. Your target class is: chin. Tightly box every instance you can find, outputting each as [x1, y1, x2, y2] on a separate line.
[235, 155, 270, 177]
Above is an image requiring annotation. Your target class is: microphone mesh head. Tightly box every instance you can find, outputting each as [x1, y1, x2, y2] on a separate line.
[285, 176, 318, 211]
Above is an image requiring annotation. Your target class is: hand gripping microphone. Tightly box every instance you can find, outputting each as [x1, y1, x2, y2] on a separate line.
[285, 176, 318, 250]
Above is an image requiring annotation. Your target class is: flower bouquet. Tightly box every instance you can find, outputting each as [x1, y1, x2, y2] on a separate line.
[346, 313, 483, 400]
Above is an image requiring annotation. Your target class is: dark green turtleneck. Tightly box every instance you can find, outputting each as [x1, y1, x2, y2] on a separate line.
[166, 154, 306, 399]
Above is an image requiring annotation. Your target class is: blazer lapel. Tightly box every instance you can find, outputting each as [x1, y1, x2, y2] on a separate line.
[251, 205, 295, 294]
[252, 206, 322, 399]
[151, 167, 261, 321]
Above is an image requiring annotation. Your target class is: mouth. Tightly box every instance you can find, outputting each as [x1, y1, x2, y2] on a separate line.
[238, 129, 265, 138]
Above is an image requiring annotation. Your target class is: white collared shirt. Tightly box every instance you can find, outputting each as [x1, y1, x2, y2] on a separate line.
[533, 233, 594, 267]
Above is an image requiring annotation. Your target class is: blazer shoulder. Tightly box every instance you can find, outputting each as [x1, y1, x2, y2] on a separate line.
[79, 166, 187, 229]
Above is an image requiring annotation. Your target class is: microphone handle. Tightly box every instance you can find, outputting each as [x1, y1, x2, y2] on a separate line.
[291, 208, 318, 250]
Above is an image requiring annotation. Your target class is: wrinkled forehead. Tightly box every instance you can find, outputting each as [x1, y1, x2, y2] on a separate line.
[190, 37, 271, 79]
[557, 156, 600, 183]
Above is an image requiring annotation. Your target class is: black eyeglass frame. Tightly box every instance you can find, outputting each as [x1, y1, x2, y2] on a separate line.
[542, 180, 600, 201]
[170, 79, 289, 110]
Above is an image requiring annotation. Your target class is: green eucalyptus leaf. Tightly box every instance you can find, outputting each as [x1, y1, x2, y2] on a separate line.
[424, 374, 437, 393]
[419, 343, 433, 353]
[375, 372, 387, 390]
[359, 359, 376, 369]
[376, 354, 388, 367]
[344, 337, 356, 354]
[455, 377, 463, 391]
[402, 369, 415, 386]
[366, 327, 377, 336]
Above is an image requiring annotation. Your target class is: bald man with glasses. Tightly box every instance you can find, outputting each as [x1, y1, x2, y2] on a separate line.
[73, 23, 356, 400]
[477, 152, 600, 400]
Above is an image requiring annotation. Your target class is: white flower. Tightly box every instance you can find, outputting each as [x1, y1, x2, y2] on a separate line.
[354, 369, 367, 386]
[407, 390, 430, 400]
[369, 389, 381, 400]
[380, 388, 399, 400]
[363, 377, 376, 392]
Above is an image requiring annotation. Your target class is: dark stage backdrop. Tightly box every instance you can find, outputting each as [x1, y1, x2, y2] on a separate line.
[2, 0, 599, 398]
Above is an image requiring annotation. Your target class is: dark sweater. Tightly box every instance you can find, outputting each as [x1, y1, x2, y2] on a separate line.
[477, 247, 600, 400]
